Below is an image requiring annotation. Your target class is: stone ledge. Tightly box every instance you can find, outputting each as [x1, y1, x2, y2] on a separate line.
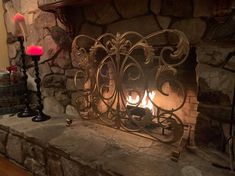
[0, 114, 233, 176]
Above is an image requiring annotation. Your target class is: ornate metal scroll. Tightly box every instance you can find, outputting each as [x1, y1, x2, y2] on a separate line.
[72, 30, 190, 143]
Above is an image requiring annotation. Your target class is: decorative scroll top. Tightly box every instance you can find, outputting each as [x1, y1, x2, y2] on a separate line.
[72, 30, 190, 143]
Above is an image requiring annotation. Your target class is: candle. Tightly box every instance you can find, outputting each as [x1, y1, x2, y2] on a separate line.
[26, 45, 44, 56]
[13, 13, 28, 41]
[13, 13, 25, 22]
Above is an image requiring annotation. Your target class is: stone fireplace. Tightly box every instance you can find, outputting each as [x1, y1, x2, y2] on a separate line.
[1, 0, 235, 175]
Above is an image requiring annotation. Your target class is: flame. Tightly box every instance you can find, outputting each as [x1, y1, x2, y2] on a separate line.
[127, 91, 156, 114]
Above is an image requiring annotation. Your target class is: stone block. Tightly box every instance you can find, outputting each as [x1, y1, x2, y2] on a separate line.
[55, 90, 71, 106]
[20, 0, 38, 13]
[24, 157, 46, 176]
[41, 35, 59, 63]
[84, 168, 104, 176]
[66, 78, 77, 91]
[42, 88, 55, 98]
[3, 2, 16, 34]
[84, 2, 119, 24]
[27, 11, 56, 49]
[53, 50, 72, 69]
[197, 64, 235, 105]
[6, 134, 23, 164]
[61, 157, 84, 176]
[157, 16, 171, 29]
[204, 12, 235, 41]
[24, 157, 37, 172]
[115, 0, 148, 18]
[193, 0, 214, 17]
[7, 33, 18, 44]
[71, 92, 80, 107]
[107, 15, 159, 35]
[196, 43, 234, 66]
[8, 42, 19, 59]
[161, 0, 193, 17]
[34, 145, 45, 166]
[198, 88, 232, 106]
[22, 142, 45, 166]
[34, 11, 56, 29]
[0, 129, 8, 154]
[78, 23, 102, 48]
[151, 0, 161, 15]
[50, 26, 72, 50]
[43, 75, 66, 88]
[39, 63, 52, 79]
[26, 10, 56, 48]
[51, 66, 65, 74]
[66, 105, 79, 117]
[44, 97, 65, 114]
[224, 55, 235, 72]
[65, 69, 78, 78]
[22, 141, 34, 158]
[171, 18, 206, 44]
[197, 104, 234, 122]
[181, 166, 202, 176]
[47, 157, 63, 176]
[12, 0, 21, 12]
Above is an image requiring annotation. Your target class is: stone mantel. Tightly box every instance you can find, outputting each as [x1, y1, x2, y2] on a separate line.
[38, 0, 110, 11]
[0, 114, 233, 176]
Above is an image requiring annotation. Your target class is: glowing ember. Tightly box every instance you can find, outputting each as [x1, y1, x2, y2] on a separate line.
[127, 91, 156, 114]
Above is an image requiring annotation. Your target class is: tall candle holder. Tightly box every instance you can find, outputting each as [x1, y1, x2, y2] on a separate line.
[17, 37, 36, 117]
[26, 46, 50, 122]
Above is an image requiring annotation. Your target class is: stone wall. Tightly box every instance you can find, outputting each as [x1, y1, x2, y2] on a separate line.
[2, 0, 235, 147]
[0, 126, 112, 176]
[0, 114, 232, 176]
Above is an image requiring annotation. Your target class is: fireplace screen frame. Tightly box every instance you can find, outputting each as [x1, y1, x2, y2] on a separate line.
[72, 29, 190, 143]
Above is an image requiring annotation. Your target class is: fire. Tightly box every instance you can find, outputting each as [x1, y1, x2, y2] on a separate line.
[126, 91, 156, 114]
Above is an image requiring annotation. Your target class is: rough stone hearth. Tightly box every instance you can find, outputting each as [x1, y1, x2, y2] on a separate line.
[0, 114, 234, 176]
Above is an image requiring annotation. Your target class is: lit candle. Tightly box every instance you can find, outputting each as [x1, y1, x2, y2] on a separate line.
[26, 45, 44, 56]
[13, 13, 28, 42]
[13, 13, 25, 22]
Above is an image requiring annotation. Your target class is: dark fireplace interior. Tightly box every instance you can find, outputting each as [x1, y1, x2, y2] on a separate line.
[0, 0, 235, 176]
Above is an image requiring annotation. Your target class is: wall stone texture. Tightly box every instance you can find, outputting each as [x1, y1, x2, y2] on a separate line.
[2, 0, 235, 151]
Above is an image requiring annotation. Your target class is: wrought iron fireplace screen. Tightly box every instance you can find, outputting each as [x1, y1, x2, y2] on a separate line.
[72, 30, 190, 143]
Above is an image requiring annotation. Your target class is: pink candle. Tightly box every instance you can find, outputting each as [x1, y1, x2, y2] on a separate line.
[13, 13, 25, 22]
[26, 45, 44, 56]
[13, 13, 28, 41]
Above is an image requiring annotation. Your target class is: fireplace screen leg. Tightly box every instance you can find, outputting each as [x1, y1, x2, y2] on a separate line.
[171, 125, 191, 162]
